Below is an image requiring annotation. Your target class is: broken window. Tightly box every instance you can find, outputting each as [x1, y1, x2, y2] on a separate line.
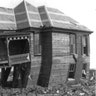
[82, 36, 88, 56]
[70, 34, 76, 54]
[9, 39, 29, 56]
[33, 33, 41, 55]
[68, 64, 76, 79]
[82, 63, 87, 78]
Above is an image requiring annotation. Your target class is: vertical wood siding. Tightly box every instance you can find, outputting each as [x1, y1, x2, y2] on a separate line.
[27, 32, 90, 87]
[49, 32, 74, 86]
[27, 33, 41, 87]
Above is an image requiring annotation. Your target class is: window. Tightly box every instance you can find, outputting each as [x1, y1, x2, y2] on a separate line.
[68, 64, 76, 79]
[9, 39, 29, 55]
[70, 34, 76, 54]
[34, 33, 41, 55]
[82, 63, 87, 78]
[82, 36, 88, 56]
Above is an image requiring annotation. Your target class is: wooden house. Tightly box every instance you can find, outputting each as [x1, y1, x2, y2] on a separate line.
[0, 1, 92, 88]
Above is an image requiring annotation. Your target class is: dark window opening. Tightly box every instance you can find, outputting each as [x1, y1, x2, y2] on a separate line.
[9, 39, 29, 56]
[33, 33, 41, 55]
[82, 36, 88, 56]
[68, 64, 76, 79]
[0, 38, 8, 61]
[82, 63, 87, 78]
[70, 34, 76, 54]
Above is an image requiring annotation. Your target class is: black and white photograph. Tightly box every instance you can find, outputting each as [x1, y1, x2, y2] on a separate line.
[0, 0, 95, 96]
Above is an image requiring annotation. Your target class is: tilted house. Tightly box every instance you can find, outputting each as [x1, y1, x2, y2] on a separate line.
[0, 1, 92, 88]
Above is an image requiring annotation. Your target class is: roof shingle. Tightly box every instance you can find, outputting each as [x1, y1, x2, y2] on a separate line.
[0, 1, 91, 32]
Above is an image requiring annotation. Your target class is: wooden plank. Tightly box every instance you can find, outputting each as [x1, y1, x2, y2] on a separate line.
[49, 75, 67, 87]
[75, 34, 83, 83]
[30, 66, 40, 74]
[52, 33, 70, 56]
[27, 74, 39, 87]
[52, 56, 75, 64]
[51, 69, 68, 77]
[37, 32, 52, 87]
[83, 56, 90, 63]
[51, 64, 68, 70]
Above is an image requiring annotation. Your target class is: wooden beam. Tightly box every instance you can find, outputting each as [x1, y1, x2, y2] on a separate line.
[12, 65, 21, 88]
[20, 62, 31, 88]
[75, 34, 83, 83]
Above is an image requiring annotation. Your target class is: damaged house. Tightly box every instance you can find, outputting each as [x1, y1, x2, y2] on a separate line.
[0, 1, 92, 88]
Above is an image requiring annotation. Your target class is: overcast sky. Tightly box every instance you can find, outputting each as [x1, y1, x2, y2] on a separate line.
[0, 0, 96, 69]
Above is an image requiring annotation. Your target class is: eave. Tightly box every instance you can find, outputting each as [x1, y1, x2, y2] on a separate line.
[40, 26, 93, 34]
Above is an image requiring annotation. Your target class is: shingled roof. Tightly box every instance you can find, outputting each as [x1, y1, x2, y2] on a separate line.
[0, 1, 91, 32]
[38, 6, 90, 31]
[14, 1, 42, 29]
[0, 7, 16, 30]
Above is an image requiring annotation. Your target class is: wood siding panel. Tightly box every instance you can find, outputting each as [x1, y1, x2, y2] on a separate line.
[27, 33, 41, 86]
[49, 33, 71, 86]
[30, 33, 34, 55]
[49, 75, 67, 87]
[53, 56, 75, 64]
[52, 33, 70, 56]
[27, 74, 39, 87]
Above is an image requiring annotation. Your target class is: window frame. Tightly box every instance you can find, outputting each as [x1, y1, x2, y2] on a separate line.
[9, 39, 29, 56]
[82, 63, 87, 78]
[82, 35, 89, 56]
[33, 33, 41, 56]
[70, 34, 76, 55]
[68, 63, 76, 79]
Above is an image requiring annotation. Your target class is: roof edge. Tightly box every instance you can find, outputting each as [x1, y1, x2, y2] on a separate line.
[40, 26, 93, 34]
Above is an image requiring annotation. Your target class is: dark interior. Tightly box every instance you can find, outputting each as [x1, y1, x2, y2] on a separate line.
[68, 64, 76, 79]
[0, 38, 8, 61]
[9, 39, 29, 56]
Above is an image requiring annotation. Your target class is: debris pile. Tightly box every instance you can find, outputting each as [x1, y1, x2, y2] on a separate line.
[0, 78, 95, 96]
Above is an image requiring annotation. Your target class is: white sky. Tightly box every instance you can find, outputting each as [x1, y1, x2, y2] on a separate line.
[0, 0, 96, 69]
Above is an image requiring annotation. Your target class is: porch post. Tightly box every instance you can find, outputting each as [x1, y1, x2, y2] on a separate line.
[75, 34, 83, 83]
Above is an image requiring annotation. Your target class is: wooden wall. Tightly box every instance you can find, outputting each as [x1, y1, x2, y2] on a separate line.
[27, 31, 90, 87]
[49, 32, 75, 86]
[74, 33, 90, 82]
[27, 33, 42, 87]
